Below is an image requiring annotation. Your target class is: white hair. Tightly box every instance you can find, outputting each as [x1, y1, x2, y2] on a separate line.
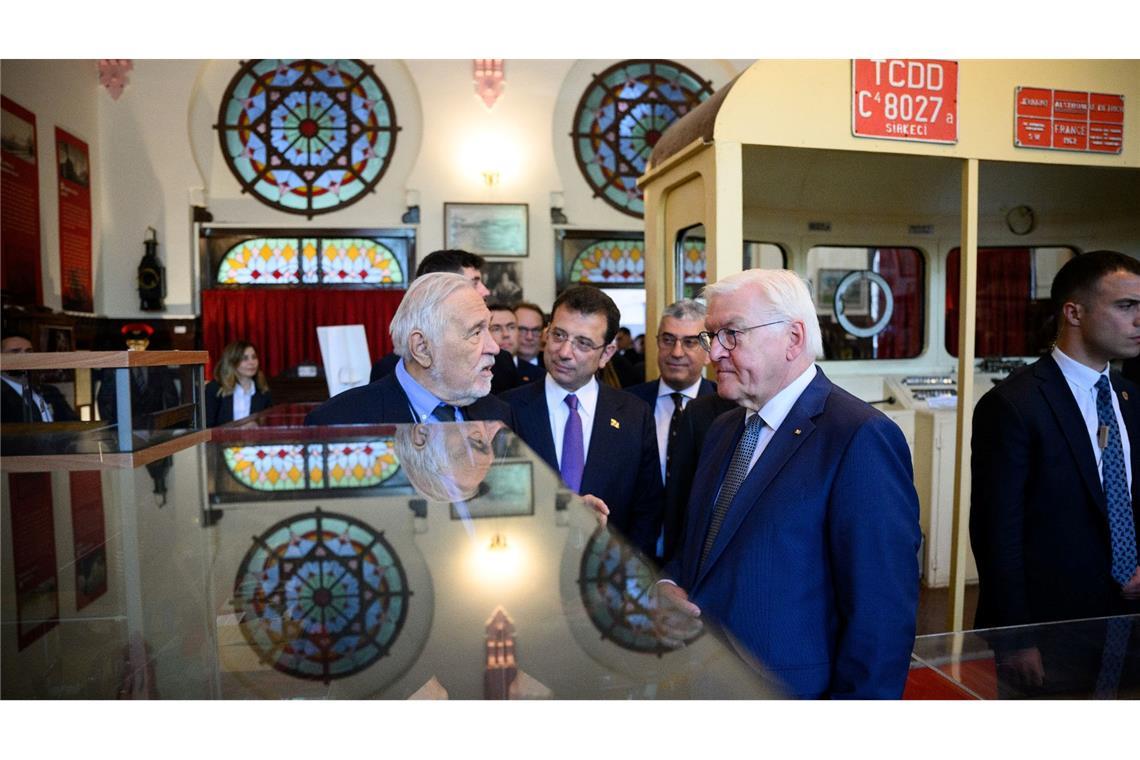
[701, 269, 823, 358]
[390, 272, 473, 356]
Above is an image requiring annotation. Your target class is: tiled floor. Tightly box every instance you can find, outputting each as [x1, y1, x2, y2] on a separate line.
[915, 583, 979, 635]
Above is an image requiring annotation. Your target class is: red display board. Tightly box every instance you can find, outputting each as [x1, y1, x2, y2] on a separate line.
[55, 127, 94, 313]
[69, 471, 107, 611]
[8, 473, 60, 650]
[852, 59, 958, 144]
[1015, 86, 1123, 154]
[1, 96, 44, 306]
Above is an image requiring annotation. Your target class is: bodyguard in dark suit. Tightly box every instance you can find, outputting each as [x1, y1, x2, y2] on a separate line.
[625, 299, 719, 562]
[502, 286, 662, 557]
[307, 273, 513, 427]
[512, 302, 547, 385]
[656, 269, 920, 699]
[1, 334, 79, 423]
[971, 251, 1140, 691]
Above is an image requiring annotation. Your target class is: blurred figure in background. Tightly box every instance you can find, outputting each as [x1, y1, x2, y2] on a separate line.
[1, 333, 78, 423]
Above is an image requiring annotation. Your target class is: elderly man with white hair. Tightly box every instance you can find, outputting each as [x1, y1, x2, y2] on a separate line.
[655, 268, 920, 699]
[305, 272, 514, 426]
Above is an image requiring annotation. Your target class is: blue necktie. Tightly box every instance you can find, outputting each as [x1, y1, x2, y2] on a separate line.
[433, 403, 458, 423]
[561, 394, 585, 493]
[699, 413, 763, 572]
[1094, 376, 1138, 587]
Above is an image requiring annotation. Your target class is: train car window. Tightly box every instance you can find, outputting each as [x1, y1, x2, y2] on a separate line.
[806, 246, 926, 360]
[744, 241, 787, 271]
[945, 246, 1076, 358]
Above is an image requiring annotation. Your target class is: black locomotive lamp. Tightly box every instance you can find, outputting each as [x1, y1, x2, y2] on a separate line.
[138, 226, 166, 311]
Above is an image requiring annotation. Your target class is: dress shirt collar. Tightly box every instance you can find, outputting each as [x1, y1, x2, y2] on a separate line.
[396, 358, 451, 423]
[750, 363, 818, 430]
[1052, 346, 1110, 392]
[657, 376, 703, 401]
[545, 373, 599, 416]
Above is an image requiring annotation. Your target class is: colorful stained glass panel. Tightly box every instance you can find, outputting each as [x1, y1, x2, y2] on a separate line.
[216, 238, 302, 285]
[321, 239, 405, 285]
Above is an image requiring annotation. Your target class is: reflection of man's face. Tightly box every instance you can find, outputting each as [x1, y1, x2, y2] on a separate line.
[424, 287, 500, 406]
[404, 421, 504, 501]
[1, 336, 33, 377]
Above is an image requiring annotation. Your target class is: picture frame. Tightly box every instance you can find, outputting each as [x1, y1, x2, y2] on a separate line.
[485, 261, 524, 306]
[40, 324, 74, 353]
[450, 460, 534, 519]
[815, 268, 869, 316]
[444, 202, 528, 257]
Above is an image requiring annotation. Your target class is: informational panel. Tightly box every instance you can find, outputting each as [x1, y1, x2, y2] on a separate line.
[7, 473, 59, 649]
[317, 324, 372, 398]
[852, 59, 958, 144]
[55, 127, 94, 313]
[69, 471, 107, 611]
[1, 96, 43, 306]
[1015, 87, 1124, 154]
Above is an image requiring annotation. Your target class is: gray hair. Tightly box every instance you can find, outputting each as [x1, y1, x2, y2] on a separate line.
[701, 269, 823, 358]
[660, 298, 707, 325]
[390, 272, 473, 356]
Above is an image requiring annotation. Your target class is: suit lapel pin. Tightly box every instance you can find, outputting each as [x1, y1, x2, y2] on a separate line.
[1123, 391, 1130, 401]
[793, 428, 802, 436]
[610, 418, 620, 429]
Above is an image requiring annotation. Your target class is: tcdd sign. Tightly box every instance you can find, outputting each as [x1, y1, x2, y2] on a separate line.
[853, 59, 958, 144]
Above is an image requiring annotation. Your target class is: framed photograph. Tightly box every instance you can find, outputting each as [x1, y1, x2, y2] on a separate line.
[450, 461, 534, 519]
[485, 261, 524, 306]
[815, 268, 869, 316]
[444, 202, 528, 257]
[40, 324, 74, 353]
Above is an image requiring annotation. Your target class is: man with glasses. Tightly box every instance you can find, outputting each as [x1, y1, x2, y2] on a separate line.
[512, 302, 547, 385]
[502, 285, 662, 557]
[655, 269, 920, 699]
[626, 300, 721, 562]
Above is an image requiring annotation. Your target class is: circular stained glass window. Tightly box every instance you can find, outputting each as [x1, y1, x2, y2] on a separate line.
[577, 526, 701, 655]
[233, 508, 411, 682]
[571, 60, 714, 218]
[216, 59, 399, 218]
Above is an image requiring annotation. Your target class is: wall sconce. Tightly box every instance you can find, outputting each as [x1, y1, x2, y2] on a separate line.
[550, 191, 568, 224]
[489, 533, 508, 551]
[481, 169, 501, 187]
[402, 189, 420, 224]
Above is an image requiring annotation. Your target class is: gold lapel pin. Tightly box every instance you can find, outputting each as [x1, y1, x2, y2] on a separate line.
[793, 428, 802, 436]
[610, 418, 620, 429]
[1123, 391, 1130, 401]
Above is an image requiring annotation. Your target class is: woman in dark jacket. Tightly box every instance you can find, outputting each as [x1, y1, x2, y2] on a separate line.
[205, 340, 272, 426]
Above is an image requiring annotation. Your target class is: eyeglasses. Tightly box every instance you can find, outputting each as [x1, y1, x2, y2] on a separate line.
[657, 333, 703, 351]
[697, 320, 787, 352]
[489, 323, 517, 335]
[516, 326, 543, 337]
[547, 327, 606, 354]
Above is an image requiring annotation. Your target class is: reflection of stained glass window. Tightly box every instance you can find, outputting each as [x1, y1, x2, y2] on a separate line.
[681, 241, 706, 284]
[578, 527, 700, 655]
[224, 440, 399, 491]
[215, 237, 404, 286]
[571, 60, 713, 218]
[233, 508, 410, 682]
[216, 59, 399, 218]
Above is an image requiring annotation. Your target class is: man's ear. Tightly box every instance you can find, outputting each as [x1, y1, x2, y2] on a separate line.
[407, 330, 432, 368]
[1061, 301, 1082, 327]
[597, 342, 618, 369]
[785, 320, 807, 362]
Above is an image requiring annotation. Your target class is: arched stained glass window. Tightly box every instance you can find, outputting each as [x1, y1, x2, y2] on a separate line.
[320, 238, 405, 285]
[224, 440, 400, 491]
[571, 60, 714, 218]
[216, 59, 399, 218]
[215, 236, 404, 286]
[568, 240, 646, 283]
[577, 527, 701, 655]
[233, 508, 411, 682]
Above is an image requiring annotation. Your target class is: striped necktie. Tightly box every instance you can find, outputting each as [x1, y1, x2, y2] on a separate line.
[699, 413, 764, 572]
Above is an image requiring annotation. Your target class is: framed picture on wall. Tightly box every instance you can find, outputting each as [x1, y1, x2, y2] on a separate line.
[815, 268, 869, 316]
[485, 261, 523, 306]
[449, 461, 534, 520]
[444, 202, 528, 257]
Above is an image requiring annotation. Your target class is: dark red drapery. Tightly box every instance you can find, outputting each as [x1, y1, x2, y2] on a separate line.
[201, 289, 405, 379]
[945, 247, 1031, 357]
[874, 248, 923, 359]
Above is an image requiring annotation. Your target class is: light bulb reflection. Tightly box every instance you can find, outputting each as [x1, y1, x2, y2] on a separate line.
[470, 531, 524, 585]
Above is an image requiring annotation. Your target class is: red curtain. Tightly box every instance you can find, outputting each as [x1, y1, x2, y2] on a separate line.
[875, 248, 923, 359]
[201, 289, 405, 379]
[945, 248, 1030, 356]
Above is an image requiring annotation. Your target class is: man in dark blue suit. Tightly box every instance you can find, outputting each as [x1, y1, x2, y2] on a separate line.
[656, 269, 920, 699]
[510, 302, 547, 386]
[625, 299, 718, 562]
[306, 273, 513, 427]
[971, 251, 1140, 694]
[502, 286, 662, 557]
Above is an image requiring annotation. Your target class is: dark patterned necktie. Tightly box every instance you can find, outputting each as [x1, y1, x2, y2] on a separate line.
[665, 392, 685, 480]
[1094, 376, 1138, 586]
[699, 413, 764, 572]
[560, 394, 585, 493]
[433, 403, 458, 423]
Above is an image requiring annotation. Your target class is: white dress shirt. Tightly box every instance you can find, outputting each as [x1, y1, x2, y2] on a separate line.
[544, 374, 599, 469]
[652, 377, 705, 481]
[1052, 346, 1133, 489]
[232, 381, 255, 422]
[742, 363, 818, 475]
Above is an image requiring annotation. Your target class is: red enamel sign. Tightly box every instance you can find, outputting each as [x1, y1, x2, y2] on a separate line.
[852, 59, 959, 144]
[1015, 86, 1124, 154]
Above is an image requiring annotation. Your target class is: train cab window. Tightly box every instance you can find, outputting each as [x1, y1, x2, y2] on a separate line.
[806, 246, 925, 360]
[744, 241, 787, 271]
[945, 246, 1076, 358]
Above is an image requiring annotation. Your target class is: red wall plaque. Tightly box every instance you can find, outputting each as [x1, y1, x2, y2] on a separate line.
[852, 59, 959, 144]
[1015, 86, 1124, 154]
[1, 97, 44, 306]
